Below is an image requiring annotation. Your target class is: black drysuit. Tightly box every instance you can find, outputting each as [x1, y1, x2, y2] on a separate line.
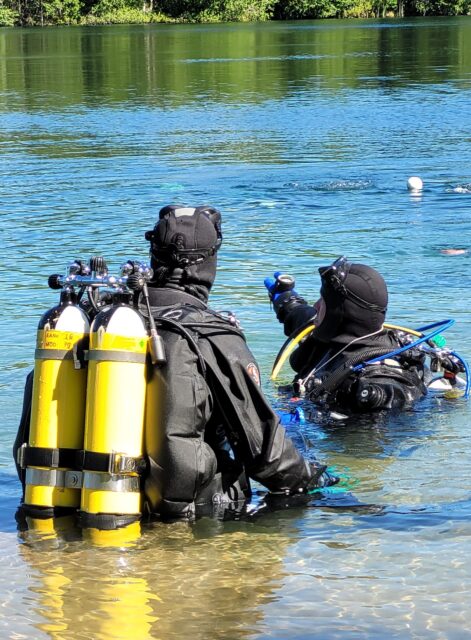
[280, 302, 427, 413]
[143, 288, 321, 518]
[13, 289, 329, 520]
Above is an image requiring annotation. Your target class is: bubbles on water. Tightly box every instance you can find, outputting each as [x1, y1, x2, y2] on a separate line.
[287, 179, 374, 192]
[158, 182, 185, 192]
[446, 183, 471, 194]
[258, 200, 278, 208]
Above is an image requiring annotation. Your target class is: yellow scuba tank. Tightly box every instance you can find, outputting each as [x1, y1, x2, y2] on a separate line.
[19, 287, 90, 516]
[79, 291, 149, 529]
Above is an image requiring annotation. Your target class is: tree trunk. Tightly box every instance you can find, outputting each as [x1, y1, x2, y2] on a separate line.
[397, 0, 404, 17]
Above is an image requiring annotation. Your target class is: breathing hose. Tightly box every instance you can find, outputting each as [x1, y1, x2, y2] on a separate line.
[308, 347, 395, 401]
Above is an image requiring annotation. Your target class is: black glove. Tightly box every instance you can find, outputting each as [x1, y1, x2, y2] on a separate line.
[306, 462, 339, 491]
[264, 272, 306, 323]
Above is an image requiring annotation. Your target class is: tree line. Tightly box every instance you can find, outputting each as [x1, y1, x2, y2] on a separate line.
[0, 0, 469, 28]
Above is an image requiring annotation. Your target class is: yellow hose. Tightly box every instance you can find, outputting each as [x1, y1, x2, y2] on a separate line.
[383, 323, 423, 337]
[270, 324, 315, 380]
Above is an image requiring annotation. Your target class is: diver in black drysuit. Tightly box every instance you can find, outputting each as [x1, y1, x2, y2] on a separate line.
[138, 206, 340, 518]
[266, 257, 455, 414]
[141, 205, 338, 520]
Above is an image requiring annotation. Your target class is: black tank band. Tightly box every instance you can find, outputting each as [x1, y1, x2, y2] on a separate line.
[34, 348, 74, 361]
[17, 444, 78, 469]
[87, 350, 146, 364]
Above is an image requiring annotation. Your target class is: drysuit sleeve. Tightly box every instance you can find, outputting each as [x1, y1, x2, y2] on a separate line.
[13, 370, 34, 494]
[274, 294, 316, 337]
[200, 337, 326, 494]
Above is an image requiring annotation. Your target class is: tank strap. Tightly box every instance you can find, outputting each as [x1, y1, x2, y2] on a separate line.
[81, 472, 140, 492]
[77, 450, 147, 475]
[34, 344, 87, 369]
[87, 350, 147, 364]
[34, 348, 74, 360]
[77, 511, 140, 529]
[17, 443, 78, 470]
[25, 467, 82, 489]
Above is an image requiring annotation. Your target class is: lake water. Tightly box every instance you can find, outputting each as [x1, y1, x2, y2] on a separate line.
[1, 16, 470, 639]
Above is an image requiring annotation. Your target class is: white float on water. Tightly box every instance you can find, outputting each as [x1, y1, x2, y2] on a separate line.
[407, 176, 423, 191]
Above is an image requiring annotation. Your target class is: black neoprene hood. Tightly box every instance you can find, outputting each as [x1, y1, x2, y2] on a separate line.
[316, 261, 388, 344]
[146, 205, 222, 302]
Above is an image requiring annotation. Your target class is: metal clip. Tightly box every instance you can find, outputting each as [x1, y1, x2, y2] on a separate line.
[17, 443, 27, 469]
[108, 451, 137, 474]
[108, 451, 119, 474]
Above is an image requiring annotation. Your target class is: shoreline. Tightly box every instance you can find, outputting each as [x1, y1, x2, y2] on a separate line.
[1, 7, 470, 28]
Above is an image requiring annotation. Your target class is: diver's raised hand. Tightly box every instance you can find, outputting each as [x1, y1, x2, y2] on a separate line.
[264, 272, 307, 323]
[264, 272, 297, 302]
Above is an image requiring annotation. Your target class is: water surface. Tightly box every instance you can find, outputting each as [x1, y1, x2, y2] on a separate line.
[1, 17, 470, 639]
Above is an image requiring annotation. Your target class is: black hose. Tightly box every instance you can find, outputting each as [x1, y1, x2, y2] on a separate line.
[88, 289, 100, 313]
[154, 316, 207, 378]
[308, 346, 395, 400]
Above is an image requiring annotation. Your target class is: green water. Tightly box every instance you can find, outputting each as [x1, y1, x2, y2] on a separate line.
[1, 17, 470, 639]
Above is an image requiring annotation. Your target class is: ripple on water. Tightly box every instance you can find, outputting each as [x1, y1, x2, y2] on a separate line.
[287, 179, 375, 191]
[446, 183, 471, 194]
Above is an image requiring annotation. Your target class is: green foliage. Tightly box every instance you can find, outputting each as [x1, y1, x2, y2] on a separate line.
[407, 0, 470, 13]
[155, 0, 209, 17]
[83, 7, 157, 22]
[272, 0, 396, 19]
[273, 0, 339, 18]
[1, 0, 469, 27]
[155, 0, 271, 21]
[251, 0, 470, 19]
[0, 3, 17, 24]
[342, 0, 396, 17]
[91, 0, 151, 16]
[210, 0, 273, 21]
[43, 0, 81, 23]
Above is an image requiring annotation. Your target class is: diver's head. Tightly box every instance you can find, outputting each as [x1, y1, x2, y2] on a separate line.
[314, 256, 388, 343]
[145, 205, 222, 301]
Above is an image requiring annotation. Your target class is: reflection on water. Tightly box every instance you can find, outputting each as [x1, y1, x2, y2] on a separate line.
[1, 16, 470, 640]
[14, 491, 471, 640]
[17, 516, 296, 640]
[1, 19, 470, 110]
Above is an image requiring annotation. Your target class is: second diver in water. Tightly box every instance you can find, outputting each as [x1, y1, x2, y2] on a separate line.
[265, 256, 468, 414]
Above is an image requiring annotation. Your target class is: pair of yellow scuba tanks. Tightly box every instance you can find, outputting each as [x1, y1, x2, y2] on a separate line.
[17, 258, 165, 531]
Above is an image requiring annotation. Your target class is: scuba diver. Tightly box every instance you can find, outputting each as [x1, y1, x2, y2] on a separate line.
[265, 256, 468, 415]
[13, 205, 338, 527]
[140, 205, 338, 519]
